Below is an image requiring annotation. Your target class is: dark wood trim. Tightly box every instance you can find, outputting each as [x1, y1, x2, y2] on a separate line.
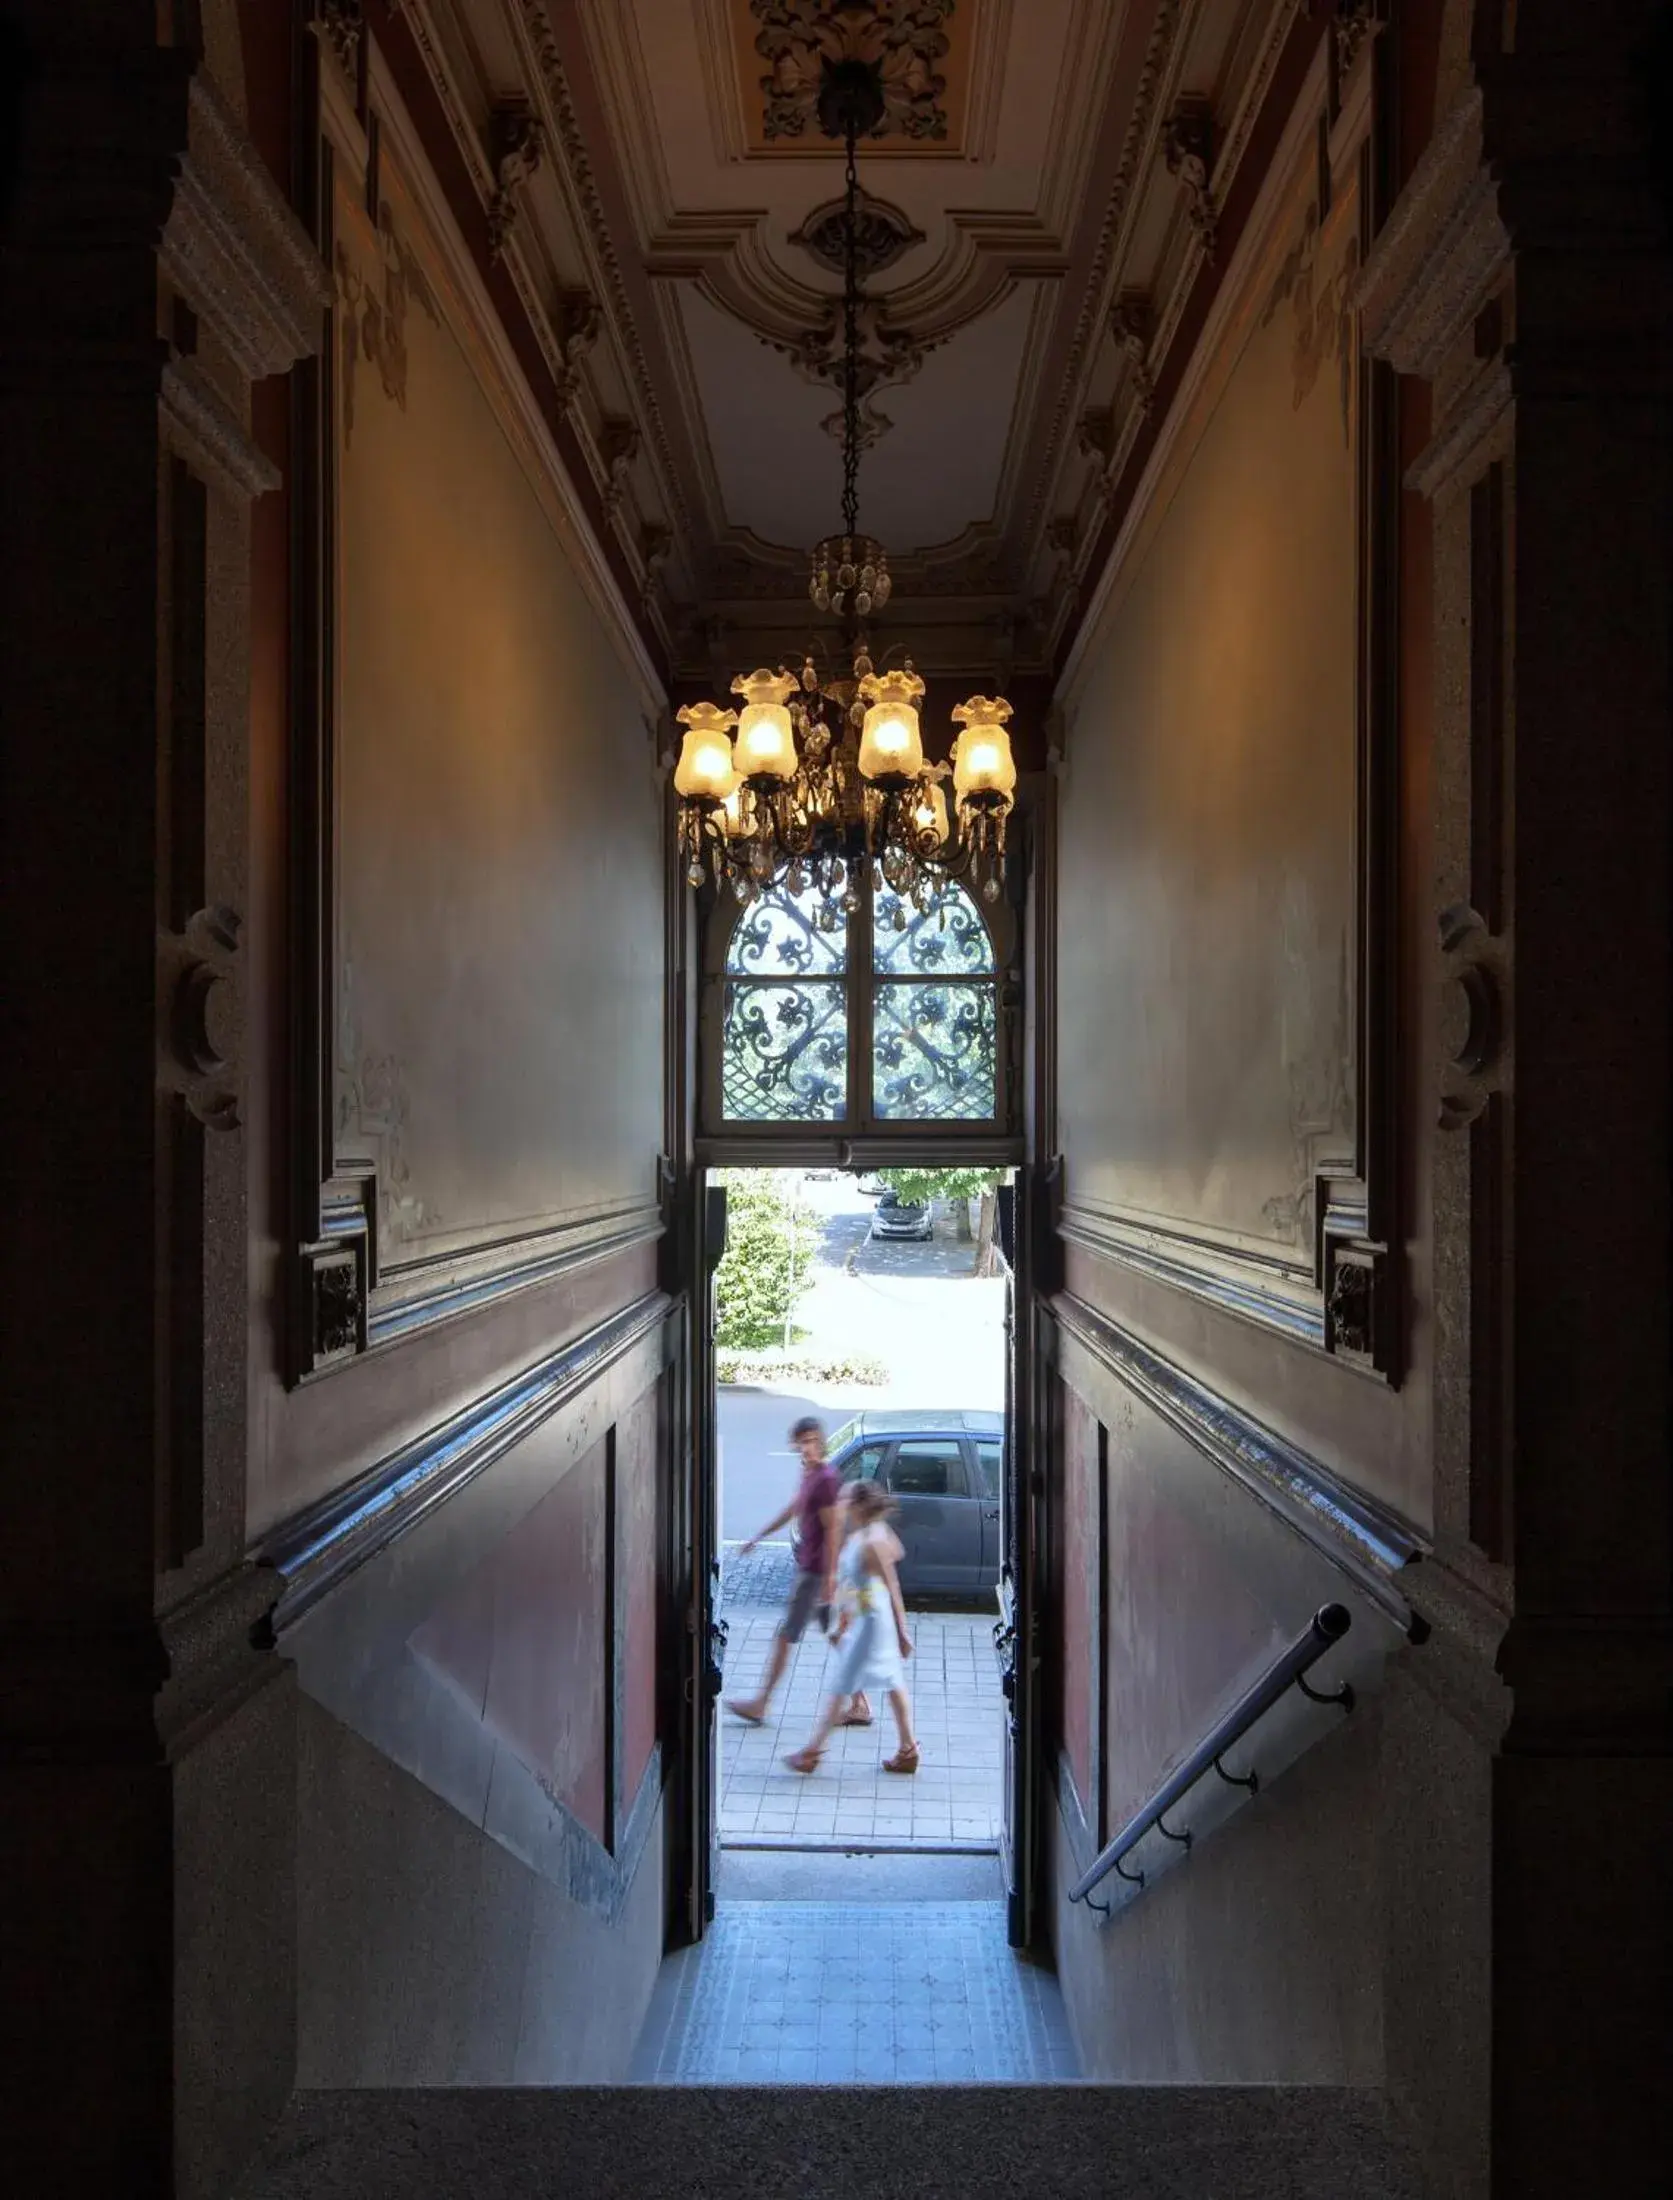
[263, 1288, 674, 1625]
[1050, 1290, 1425, 1634]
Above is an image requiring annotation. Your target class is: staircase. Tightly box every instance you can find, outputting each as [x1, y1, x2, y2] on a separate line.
[236, 2085, 1429, 2198]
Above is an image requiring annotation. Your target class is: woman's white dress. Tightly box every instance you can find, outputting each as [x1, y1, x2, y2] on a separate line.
[830, 1522, 904, 1696]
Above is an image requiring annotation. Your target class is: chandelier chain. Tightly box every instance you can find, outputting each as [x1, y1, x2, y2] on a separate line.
[841, 117, 860, 542]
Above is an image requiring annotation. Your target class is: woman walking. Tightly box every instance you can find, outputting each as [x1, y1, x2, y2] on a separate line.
[786, 1480, 920, 1777]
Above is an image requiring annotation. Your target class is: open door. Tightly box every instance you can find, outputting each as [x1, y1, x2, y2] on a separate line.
[673, 1173, 727, 1942]
[994, 1177, 1041, 1952]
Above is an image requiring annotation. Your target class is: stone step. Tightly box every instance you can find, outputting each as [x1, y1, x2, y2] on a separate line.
[236, 2084, 1428, 2199]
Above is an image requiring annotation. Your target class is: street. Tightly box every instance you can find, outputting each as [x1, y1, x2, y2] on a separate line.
[718, 1173, 1007, 1542]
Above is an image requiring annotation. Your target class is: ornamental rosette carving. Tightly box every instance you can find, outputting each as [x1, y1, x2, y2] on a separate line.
[751, 1, 954, 143]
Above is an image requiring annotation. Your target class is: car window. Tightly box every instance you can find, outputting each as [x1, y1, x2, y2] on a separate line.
[973, 1440, 1002, 1496]
[842, 1442, 889, 1485]
[887, 1440, 966, 1498]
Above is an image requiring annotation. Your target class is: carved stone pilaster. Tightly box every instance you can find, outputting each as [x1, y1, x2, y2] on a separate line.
[1358, 43, 1673, 2191]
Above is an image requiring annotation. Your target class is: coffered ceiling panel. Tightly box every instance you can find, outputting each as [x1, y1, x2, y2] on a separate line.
[390, 0, 1326, 674]
[680, 277, 1042, 555]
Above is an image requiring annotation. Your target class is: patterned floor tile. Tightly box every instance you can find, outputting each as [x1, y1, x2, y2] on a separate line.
[631, 1902, 1080, 2086]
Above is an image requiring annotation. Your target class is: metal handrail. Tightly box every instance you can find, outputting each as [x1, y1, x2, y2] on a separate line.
[1068, 1602, 1353, 1909]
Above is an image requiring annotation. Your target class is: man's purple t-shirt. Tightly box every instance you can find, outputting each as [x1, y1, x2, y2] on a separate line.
[793, 1463, 842, 1577]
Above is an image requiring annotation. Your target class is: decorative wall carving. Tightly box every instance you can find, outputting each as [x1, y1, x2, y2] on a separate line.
[1108, 289, 1155, 413]
[788, 187, 925, 277]
[1163, 96, 1217, 263]
[748, 1, 954, 144]
[486, 98, 545, 264]
[334, 202, 441, 442]
[553, 284, 603, 406]
[598, 415, 641, 515]
[316, 1, 364, 76]
[1332, 0, 1381, 85]
[762, 292, 948, 449]
[1261, 202, 1358, 444]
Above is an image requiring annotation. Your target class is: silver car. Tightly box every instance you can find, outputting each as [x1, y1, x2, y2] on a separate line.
[825, 1410, 1005, 1598]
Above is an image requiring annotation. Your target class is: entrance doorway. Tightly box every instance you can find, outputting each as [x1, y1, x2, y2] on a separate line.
[711, 1166, 1010, 1855]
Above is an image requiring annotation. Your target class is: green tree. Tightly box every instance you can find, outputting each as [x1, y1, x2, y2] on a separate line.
[874, 1165, 1006, 1268]
[874, 1165, 1000, 1211]
[713, 1170, 820, 1349]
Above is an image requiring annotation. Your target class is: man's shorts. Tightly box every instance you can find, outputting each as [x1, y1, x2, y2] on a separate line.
[778, 1570, 826, 1643]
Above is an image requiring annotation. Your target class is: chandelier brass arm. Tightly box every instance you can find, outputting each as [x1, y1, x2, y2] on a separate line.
[674, 53, 1018, 920]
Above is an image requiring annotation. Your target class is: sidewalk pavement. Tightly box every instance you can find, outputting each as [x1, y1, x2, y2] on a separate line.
[718, 1542, 1003, 1849]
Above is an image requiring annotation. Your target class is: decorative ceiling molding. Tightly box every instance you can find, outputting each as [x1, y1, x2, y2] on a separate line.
[1011, 0, 1193, 577]
[748, 0, 956, 146]
[485, 97, 545, 262]
[788, 186, 924, 276]
[686, 0, 1012, 165]
[507, 0, 707, 556]
[354, 28, 667, 710]
[1162, 95, 1218, 263]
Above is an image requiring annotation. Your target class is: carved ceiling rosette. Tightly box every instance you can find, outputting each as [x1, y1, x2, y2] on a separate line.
[788, 187, 925, 278]
[751, 1, 955, 144]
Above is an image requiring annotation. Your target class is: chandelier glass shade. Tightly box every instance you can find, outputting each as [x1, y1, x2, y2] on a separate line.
[675, 56, 1018, 918]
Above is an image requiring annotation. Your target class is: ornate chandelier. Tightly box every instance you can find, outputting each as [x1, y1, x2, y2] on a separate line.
[673, 58, 1018, 919]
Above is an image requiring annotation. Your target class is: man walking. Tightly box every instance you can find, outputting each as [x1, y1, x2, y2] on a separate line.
[726, 1415, 867, 1728]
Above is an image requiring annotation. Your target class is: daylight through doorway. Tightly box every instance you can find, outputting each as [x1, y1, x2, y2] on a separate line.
[713, 1166, 1010, 1854]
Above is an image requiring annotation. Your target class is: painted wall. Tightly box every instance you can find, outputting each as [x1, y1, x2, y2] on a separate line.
[230, 22, 677, 2099]
[1058, 151, 1361, 1266]
[1044, 38, 1435, 2110]
[330, 168, 662, 1271]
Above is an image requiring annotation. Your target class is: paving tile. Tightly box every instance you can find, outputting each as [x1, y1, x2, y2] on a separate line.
[632, 1901, 1080, 2087]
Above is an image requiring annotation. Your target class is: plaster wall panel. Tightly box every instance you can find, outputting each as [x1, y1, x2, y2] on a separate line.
[1060, 1385, 1100, 1834]
[296, 1695, 664, 2087]
[331, 153, 663, 1273]
[1051, 1704, 1383, 2085]
[617, 1385, 661, 1813]
[410, 1437, 611, 1846]
[1058, 153, 1359, 1268]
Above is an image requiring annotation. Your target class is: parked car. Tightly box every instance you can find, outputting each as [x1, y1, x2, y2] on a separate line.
[869, 1190, 933, 1242]
[825, 1410, 1005, 1597]
[854, 1172, 887, 1195]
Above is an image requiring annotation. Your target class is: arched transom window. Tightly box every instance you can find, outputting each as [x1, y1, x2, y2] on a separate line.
[717, 873, 1002, 1130]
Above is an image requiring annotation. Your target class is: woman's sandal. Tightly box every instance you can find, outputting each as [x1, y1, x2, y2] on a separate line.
[882, 1742, 921, 1775]
[785, 1745, 823, 1775]
[725, 1699, 765, 1726]
[835, 1694, 873, 1728]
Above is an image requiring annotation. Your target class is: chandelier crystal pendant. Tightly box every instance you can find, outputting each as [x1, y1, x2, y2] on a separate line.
[675, 55, 1017, 914]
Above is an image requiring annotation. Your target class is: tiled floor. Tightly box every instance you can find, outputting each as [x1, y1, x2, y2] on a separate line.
[719, 1544, 1004, 1848]
[630, 1901, 1079, 2085]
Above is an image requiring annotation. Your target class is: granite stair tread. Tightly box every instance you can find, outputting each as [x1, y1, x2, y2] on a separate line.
[236, 2084, 1429, 2198]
